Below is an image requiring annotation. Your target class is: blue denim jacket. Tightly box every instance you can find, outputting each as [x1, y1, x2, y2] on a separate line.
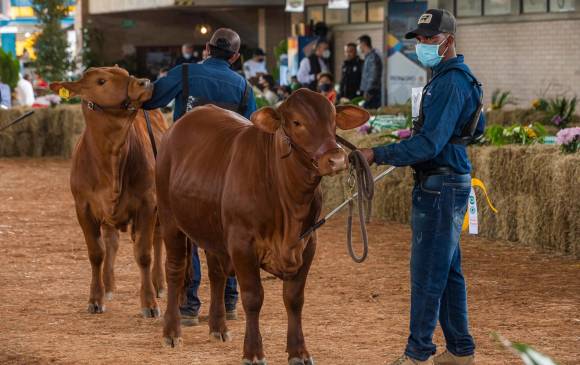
[143, 57, 257, 121]
[372, 55, 485, 174]
[360, 49, 382, 93]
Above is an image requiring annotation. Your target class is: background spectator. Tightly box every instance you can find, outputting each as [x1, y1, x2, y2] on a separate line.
[318, 72, 336, 104]
[15, 74, 35, 106]
[174, 43, 200, 66]
[358, 34, 383, 109]
[258, 74, 279, 105]
[289, 75, 301, 91]
[339, 43, 363, 100]
[297, 39, 330, 91]
[243, 48, 268, 80]
[0, 78, 11, 109]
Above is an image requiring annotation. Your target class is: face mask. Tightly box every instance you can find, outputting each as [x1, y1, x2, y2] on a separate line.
[183, 53, 192, 60]
[319, 83, 333, 92]
[322, 50, 331, 59]
[416, 37, 449, 68]
[356, 45, 363, 56]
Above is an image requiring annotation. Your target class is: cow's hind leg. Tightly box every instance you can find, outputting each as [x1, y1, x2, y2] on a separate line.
[206, 252, 231, 342]
[76, 204, 106, 314]
[133, 207, 160, 318]
[102, 225, 119, 300]
[162, 225, 188, 347]
[284, 237, 316, 365]
[230, 239, 266, 364]
[152, 220, 166, 298]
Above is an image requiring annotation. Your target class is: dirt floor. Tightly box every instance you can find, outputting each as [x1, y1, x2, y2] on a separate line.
[0, 159, 578, 365]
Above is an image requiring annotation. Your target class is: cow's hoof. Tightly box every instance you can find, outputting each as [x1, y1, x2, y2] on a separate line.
[255, 359, 267, 365]
[241, 359, 253, 365]
[289, 357, 314, 365]
[142, 307, 161, 318]
[105, 292, 113, 300]
[210, 331, 232, 342]
[87, 303, 105, 314]
[241, 359, 267, 365]
[156, 288, 166, 299]
[163, 336, 182, 348]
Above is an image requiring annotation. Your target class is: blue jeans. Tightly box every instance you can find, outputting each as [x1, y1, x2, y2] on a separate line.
[405, 173, 475, 361]
[180, 245, 239, 316]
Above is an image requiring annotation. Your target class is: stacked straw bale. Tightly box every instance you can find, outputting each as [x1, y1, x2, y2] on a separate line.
[323, 132, 579, 257]
[0, 106, 84, 158]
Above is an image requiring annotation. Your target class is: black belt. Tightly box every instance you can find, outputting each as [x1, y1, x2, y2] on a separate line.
[413, 166, 457, 183]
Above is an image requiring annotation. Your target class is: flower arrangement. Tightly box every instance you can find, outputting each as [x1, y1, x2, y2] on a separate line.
[484, 123, 547, 146]
[545, 96, 576, 129]
[556, 127, 580, 153]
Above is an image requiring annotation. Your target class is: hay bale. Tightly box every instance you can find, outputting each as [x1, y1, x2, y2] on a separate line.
[0, 105, 84, 158]
[321, 140, 580, 258]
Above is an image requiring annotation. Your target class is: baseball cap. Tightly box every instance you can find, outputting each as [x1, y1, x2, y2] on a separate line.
[405, 9, 456, 39]
[208, 28, 241, 54]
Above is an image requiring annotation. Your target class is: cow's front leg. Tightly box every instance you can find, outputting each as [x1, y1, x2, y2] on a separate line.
[230, 240, 266, 365]
[206, 251, 231, 342]
[102, 224, 119, 300]
[76, 204, 106, 314]
[133, 205, 160, 318]
[284, 236, 316, 365]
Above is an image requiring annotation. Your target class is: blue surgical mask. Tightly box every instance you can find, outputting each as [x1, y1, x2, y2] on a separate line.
[416, 37, 448, 68]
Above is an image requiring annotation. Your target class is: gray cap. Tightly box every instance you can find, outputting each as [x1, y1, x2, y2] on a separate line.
[209, 28, 241, 54]
[405, 9, 456, 39]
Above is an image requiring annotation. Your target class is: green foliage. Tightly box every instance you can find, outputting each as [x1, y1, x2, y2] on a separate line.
[0, 49, 20, 90]
[491, 89, 514, 110]
[494, 334, 558, 365]
[484, 123, 547, 146]
[81, 25, 105, 69]
[545, 96, 576, 129]
[31, 0, 71, 82]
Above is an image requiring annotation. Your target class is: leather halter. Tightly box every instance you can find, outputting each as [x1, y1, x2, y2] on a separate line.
[279, 127, 342, 170]
[82, 76, 139, 113]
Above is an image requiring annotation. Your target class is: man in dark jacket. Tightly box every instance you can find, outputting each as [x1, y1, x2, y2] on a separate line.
[144, 28, 257, 326]
[360, 10, 483, 365]
[339, 43, 363, 101]
[358, 35, 383, 109]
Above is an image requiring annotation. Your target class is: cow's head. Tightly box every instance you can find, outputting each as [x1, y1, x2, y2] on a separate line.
[49, 66, 152, 112]
[250, 88, 369, 176]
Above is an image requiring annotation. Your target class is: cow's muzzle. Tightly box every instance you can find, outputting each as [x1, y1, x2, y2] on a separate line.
[316, 145, 348, 176]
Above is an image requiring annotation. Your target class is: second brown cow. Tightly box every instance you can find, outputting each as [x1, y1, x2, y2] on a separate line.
[156, 89, 369, 364]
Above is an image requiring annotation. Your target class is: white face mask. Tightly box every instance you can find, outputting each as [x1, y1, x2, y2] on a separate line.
[356, 45, 363, 56]
[322, 49, 331, 59]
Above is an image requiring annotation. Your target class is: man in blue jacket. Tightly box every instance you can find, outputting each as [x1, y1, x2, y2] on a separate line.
[144, 28, 257, 326]
[360, 9, 484, 365]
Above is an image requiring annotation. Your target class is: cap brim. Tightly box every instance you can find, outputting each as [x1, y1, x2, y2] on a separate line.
[404, 28, 441, 39]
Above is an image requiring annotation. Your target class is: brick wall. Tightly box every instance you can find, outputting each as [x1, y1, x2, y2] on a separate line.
[456, 18, 580, 106]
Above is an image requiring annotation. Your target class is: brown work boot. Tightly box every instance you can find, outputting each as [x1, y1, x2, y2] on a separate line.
[388, 355, 434, 365]
[434, 350, 474, 365]
[226, 309, 238, 320]
[180, 313, 200, 326]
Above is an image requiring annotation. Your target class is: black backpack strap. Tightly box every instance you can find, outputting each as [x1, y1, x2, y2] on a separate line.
[180, 63, 190, 119]
[238, 80, 251, 116]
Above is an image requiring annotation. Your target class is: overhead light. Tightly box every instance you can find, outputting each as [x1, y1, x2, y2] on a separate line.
[25, 32, 31, 38]
[200, 25, 208, 35]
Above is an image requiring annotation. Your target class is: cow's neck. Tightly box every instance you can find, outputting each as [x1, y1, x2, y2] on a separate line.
[83, 106, 137, 214]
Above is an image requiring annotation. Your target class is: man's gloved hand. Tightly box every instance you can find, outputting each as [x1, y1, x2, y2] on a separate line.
[359, 148, 374, 165]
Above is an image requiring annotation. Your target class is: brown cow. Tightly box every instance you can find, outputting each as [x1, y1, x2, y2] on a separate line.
[50, 67, 167, 317]
[156, 89, 369, 364]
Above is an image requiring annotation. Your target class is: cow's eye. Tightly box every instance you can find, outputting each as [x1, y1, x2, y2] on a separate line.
[97, 79, 106, 85]
[292, 120, 301, 127]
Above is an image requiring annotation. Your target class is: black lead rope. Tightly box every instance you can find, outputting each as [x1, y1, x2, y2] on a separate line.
[143, 110, 157, 158]
[339, 137, 374, 263]
[300, 135, 375, 263]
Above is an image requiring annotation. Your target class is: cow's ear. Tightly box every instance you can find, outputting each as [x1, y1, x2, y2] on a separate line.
[49, 81, 82, 98]
[250, 107, 281, 134]
[335, 105, 370, 130]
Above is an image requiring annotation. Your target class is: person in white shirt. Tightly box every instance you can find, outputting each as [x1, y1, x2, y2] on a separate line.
[296, 39, 330, 90]
[15, 74, 35, 106]
[243, 48, 268, 80]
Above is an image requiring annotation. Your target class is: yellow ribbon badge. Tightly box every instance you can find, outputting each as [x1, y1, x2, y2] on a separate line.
[462, 178, 498, 232]
[58, 87, 71, 100]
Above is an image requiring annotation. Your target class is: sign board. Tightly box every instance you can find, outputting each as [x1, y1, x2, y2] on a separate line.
[328, 0, 349, 10]
[286, 0, 304, 13]
[90, 0, 174, 14]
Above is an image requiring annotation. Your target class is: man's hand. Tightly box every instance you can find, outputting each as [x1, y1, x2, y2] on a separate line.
[359, 148, 374, 165]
